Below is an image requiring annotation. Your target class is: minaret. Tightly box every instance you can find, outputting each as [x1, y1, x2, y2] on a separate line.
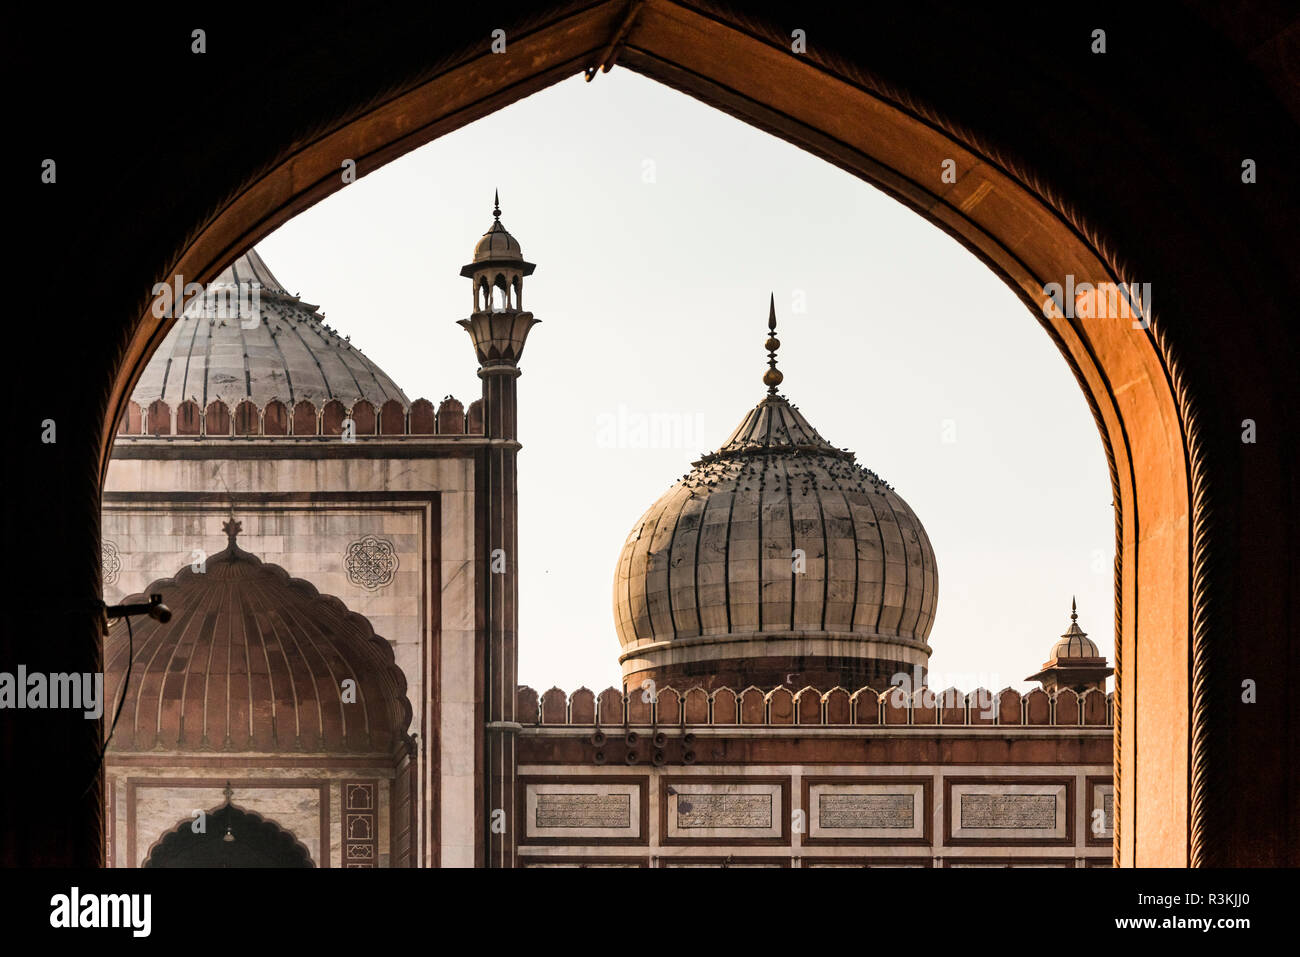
[1026, 598, 1114, 694]
[458, 192, 539, 868]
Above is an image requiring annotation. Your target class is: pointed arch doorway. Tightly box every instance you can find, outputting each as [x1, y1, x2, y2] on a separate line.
[85, 1, 1298, 868]
[145, 804, 314, 868]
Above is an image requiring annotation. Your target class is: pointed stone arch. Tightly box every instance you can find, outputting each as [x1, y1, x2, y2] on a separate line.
[144, 802, 314, 868]
[74, 2, 1297, 867]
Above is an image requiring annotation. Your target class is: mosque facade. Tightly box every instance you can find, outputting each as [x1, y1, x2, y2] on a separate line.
[102, 205, 1114, 867]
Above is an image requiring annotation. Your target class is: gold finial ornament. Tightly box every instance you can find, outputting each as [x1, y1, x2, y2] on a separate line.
[763, 292, 783, 394]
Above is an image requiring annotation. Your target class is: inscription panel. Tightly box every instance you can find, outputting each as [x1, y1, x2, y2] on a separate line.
[960, 793, 1056, 829]
[520, 856, 648, 867]
[945, 778, 1072, 845]
[661, 777, 789, 845]
[1087, 776, 1115, 846]
[536, 793, 631, 829]
[822, 794, 913, 828]
[946, 858, 1073, 868]
[804, 777, 930, 845]
[520, 778, 646, 845]
[803, 857, 932, 868]
[677, 794, 771, 829]
[660, 856, 790, 867]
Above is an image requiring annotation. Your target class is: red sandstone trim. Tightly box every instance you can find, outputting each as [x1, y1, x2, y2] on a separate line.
[517, 683, 1113, 728]
[116, 395, 485, 438]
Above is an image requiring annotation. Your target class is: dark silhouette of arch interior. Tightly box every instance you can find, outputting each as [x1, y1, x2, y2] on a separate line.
[145, 805, 314, 869]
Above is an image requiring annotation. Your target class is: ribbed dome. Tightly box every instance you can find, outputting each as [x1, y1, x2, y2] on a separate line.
[132, 249, 409, 411]
[472, 220, 524, 263]
[104, 527, 412, 755]
[614, 392, 938, 690]
[1051, 602, 1100, 659]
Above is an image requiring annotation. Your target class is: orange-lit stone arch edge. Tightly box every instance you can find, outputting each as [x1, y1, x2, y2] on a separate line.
[100, 1, 1196, 867]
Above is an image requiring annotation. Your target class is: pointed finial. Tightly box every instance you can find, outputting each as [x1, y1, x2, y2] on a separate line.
[762, 293, 783, 395]
[493, 189, 501, 220]
[1071, 596, 1078, 621]
[221, 518, 242, 546]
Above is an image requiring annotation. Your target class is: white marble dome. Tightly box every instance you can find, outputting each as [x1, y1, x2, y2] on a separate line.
[132, 249, 408, 411]
[614, 390, 938, 689]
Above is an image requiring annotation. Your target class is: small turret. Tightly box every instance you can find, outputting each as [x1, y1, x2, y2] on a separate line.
[457, 192, 540, 373]
[1026, 598, 1114, 694]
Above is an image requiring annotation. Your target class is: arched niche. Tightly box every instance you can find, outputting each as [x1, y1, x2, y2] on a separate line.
[144, 803, 314, 868]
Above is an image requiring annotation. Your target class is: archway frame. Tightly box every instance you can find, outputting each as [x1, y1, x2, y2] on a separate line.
[100, 0, 1206, 866]
[142, 801, 316, 868]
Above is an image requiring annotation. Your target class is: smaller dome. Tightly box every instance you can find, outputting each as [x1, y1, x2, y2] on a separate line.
[460, 192, 535, 277]
[472, 221, 523, 263]
[132, 248, 409, 411]
[104, 520, 412, 756]
[1051, 599, 1100, 659]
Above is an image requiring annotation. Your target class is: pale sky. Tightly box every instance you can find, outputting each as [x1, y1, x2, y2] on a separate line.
[256, 69, 1114, 696]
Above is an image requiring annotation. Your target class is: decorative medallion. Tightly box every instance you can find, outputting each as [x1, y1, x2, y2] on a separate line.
[344, 535, 399, 591]
[102, 539, 121, 586]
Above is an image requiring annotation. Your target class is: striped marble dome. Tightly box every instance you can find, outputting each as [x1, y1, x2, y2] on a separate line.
[132, 249, 409, 411]
[614, 391, 938, 690]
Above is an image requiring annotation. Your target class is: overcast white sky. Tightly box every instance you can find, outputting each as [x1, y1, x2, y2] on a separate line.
[257, 69, 1114, 695]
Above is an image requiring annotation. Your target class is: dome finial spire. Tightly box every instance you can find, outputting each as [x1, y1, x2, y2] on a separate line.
[1071, 595, 1078, 621]
[763, 293, 783, 395]
[221, 517, 242, 547]
[493, 189, 501, 221]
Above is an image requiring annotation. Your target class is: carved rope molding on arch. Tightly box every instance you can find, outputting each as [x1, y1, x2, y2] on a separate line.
[1152, 318, 1215, 870]
[99, 0, 1205, 865]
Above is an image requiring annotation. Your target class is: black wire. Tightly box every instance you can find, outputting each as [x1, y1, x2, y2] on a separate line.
[79, 613, 133, 803]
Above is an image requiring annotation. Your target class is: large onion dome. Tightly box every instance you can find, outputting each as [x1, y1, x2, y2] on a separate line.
[614, 298, 938, 690]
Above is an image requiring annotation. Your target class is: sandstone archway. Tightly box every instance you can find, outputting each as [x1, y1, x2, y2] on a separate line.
[104, 3, 1194, 867]
[16, 1, 1295, 868]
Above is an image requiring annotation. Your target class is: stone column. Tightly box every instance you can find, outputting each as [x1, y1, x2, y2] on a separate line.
[459, 309, 538, 868]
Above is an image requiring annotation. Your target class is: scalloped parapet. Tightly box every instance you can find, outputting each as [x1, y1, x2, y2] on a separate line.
[514, 684, 1114, 728]
[115, 396, 486, 438]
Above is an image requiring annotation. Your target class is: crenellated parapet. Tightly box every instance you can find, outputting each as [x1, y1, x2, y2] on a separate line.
[115, 395, 484, 438]
[516, 683, 1113, 729]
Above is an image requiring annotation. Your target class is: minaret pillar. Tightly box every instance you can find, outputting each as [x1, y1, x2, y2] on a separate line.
[457, 194, 538, 867]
